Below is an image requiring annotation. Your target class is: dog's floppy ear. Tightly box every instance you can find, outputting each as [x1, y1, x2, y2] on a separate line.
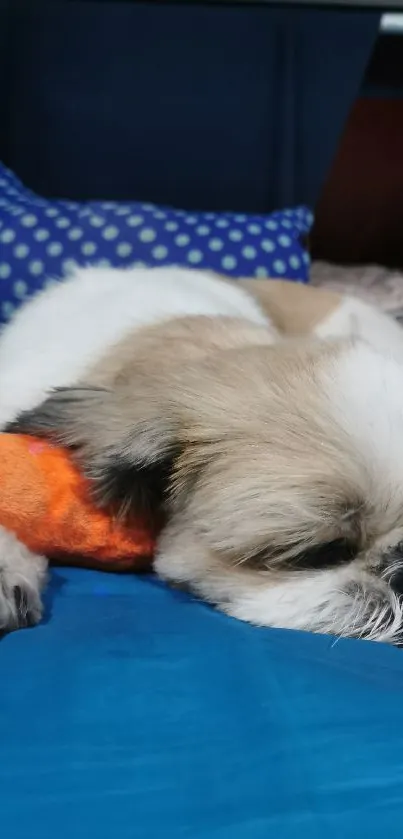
[8, 386, 181, 522]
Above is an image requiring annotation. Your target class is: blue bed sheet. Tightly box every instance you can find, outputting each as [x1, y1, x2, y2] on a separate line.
[1, 568, 403, 837]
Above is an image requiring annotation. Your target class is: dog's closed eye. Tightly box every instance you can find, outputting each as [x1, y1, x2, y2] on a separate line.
[290, 538, 357, 570]
[243, 538, 357, 572]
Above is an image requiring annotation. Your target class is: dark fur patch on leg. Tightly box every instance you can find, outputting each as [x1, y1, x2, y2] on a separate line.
[87, 450, 177, 525]
[7, 387, 180, 525]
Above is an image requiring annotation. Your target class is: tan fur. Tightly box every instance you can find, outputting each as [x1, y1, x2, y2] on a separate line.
[238, 278, 341, 335]
[86, 315, 279, 389]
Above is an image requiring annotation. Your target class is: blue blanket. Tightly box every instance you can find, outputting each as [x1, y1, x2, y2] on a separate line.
[1, 568, 403, 837]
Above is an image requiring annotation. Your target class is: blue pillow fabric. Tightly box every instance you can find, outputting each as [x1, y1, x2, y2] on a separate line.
[1, 567, 403, 839]
[0, 163, 312, 323]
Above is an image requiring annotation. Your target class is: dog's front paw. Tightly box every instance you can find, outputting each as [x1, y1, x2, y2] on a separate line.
[0, 528, 47, 631]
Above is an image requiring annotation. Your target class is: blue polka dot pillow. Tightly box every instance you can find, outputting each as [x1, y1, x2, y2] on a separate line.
[0, 163, 312, 323]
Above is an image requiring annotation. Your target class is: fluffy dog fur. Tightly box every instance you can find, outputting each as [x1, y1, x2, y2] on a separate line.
[4, 265, 403, 644]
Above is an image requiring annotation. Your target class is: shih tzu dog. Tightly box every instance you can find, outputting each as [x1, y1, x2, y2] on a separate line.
[3, 265, 403, 645]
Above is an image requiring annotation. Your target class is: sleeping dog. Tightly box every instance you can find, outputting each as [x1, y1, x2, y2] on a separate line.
[3, 265, 403, 644]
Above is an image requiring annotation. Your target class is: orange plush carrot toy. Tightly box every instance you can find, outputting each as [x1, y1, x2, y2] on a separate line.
[0, 434, 156, 570]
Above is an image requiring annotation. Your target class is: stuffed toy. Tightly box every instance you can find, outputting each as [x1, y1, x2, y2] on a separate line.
[0, 433, 156, 570]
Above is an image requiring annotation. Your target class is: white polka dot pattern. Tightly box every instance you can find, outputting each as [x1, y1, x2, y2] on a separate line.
[152, 245, 168, 261]
[0, 162, 312, 322]
[209, 239, 224, 252]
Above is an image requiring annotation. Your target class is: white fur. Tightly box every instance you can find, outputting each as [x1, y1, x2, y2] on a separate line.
[222, 571, 403, 644]
[316, 295, 403, 361]
[0, 528, 47, 630]
[322, 342, 403, 514]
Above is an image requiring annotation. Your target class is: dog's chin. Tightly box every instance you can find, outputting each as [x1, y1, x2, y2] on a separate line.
[155, 533, 403, 644]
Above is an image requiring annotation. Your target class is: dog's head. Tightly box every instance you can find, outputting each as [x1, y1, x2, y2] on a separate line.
[11, 319, 403, 644]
